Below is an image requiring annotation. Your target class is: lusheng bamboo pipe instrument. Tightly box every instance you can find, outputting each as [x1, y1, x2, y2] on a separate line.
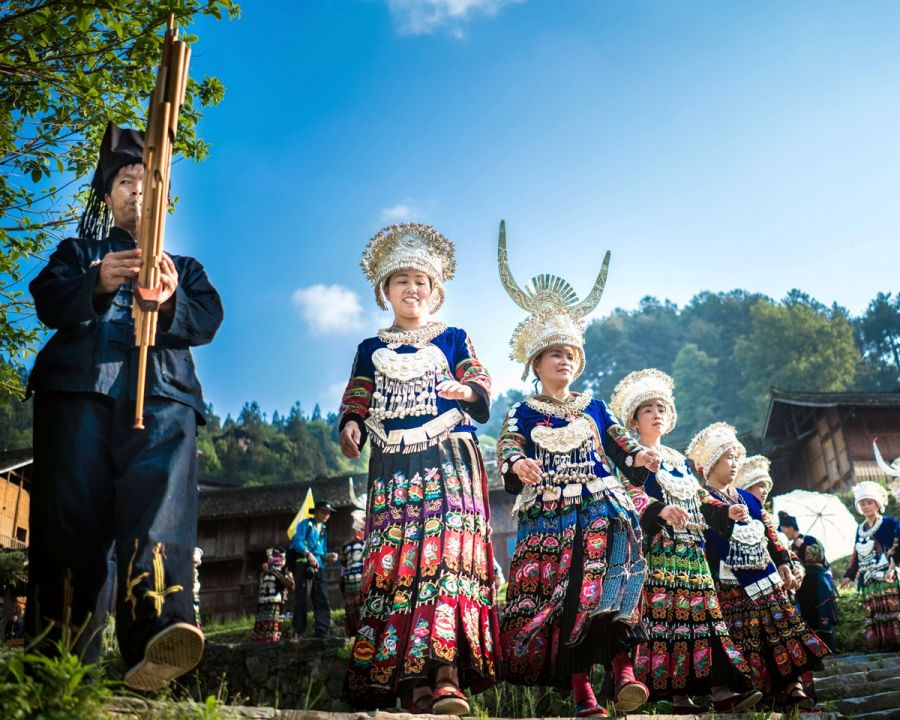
[133, 15, 191, 429]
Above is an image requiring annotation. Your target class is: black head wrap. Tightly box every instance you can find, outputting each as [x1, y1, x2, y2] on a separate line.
[778, 511, 799, 530]
[76, 122, 145, 241]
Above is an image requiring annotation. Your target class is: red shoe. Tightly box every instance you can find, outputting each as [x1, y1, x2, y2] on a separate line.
[612, 653, 649, 712]
[576, 703, 609, 717]
[432, 685, 469, 716]
[573, 672, 608, 718]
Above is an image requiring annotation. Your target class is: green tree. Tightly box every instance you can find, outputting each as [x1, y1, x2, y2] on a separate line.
[855, 292, 900, 390]
[680, 290, 768, 431]
[580, 297, 682, 398]
[0, 0, 240, 400]
[478, 388, 525, 440]
[0, 359, 31, 450]
[669, 343, 719, 448]
[734, 295, 861, 430]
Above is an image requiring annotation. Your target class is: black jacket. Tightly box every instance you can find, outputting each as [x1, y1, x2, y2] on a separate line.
[27, 227, 223, 421]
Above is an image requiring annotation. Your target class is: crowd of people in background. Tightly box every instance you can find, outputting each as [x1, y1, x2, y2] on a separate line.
[324, 222, 900, 716]
[16, 126, 900, 713]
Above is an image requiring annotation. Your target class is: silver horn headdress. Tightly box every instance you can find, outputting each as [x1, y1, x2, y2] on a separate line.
[873, 438, 900, 504]
[498, 220, 611, 380]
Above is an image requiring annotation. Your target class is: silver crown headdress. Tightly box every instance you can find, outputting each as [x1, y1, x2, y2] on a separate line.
[498, 220, 610, 380]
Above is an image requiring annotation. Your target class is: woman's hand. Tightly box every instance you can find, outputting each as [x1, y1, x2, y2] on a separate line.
[634, 448, 661, 472]
[511, 457, 542, 486]
[340, 420, 362, 459]
[840, 577, 853, 589]
[728, 505, 749, 522]
[658, 504, 689, 528]
[436, 379, 476, 402]
[777, 564, 793, 587]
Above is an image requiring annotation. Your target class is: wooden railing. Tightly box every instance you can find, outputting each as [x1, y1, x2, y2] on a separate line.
[0, 534, 26, 550]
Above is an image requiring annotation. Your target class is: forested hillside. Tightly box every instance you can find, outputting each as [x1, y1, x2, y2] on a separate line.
[1, 289, 897, 482]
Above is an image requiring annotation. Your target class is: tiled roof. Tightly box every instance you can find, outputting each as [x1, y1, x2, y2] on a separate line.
[764, 389, 900, 439]
[199, 460, 503, 520]
[0, 448, 33, 474]
[198, 474, 361, 520]
[769, 388, 900, 407]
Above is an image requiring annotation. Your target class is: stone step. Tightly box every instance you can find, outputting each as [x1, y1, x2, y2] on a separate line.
[868, 666, 900, 681]
[817, 674, 900, 700]
[815, 670, 868, 696]
[838, 690, 900, 715]
[854, 711, 900, 720]
[106, 703, 844, 720]
[818, 655, 900, 677]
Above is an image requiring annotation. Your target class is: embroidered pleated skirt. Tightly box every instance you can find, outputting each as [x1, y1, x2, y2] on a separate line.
[861, 578, 900, 650]
[634, 533, 752, 697]
[500, 488, 646, 688]
[251, 599, 286, 643]
[345, 432, 500, 707]
[715, 579, 829, 693]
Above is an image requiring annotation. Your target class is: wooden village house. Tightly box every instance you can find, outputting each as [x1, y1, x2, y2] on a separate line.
[763, 389, 900, 494]
[197, 445, 518, 621]
[0, 449, 32, 551]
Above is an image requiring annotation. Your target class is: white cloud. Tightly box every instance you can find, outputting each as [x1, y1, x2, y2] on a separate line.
[292, 284, 364, 334]
[380, 203, 413, 222]
[386, 0, 522, 37]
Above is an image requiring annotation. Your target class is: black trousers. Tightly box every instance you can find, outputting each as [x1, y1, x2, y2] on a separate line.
[292, 561, 331, 637]
[26, 390, 198, 667]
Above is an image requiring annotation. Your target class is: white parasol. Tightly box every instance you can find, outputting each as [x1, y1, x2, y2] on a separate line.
[772, 490, 857, 562]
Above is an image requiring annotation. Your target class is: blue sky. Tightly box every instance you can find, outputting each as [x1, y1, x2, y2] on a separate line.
[37, 1, 900, 419]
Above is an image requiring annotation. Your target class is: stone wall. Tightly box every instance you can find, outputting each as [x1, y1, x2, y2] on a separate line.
[192, 638, 350, 711]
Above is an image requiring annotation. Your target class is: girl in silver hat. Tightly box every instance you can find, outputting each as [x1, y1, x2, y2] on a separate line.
[339, 224, 499, 714]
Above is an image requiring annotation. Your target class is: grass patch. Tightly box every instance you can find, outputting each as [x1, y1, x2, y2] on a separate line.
[834, 587, 868, 653]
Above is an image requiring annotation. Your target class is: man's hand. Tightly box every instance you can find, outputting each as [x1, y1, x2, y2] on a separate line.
[340, 421, 362, 459]
[158, 253, 179, 307]
[95, 248, 142, 296]
[511, 457, 542, 486]
[658, 504, 689, 528]
[436, 379, 475, 403]
[307, 555, 319, 570]
[634, 448, 661, 472]
[728, 505, 749, 522]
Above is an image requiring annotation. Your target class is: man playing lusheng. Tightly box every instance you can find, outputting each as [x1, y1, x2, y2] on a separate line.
[25, 122, 223, 691]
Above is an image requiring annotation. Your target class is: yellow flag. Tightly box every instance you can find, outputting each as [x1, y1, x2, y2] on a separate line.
[287, 488, 314, 540]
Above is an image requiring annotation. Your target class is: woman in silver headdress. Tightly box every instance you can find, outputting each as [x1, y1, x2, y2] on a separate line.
[690, 424, 829, 707]
[496, 223, 655, 717]
[610, 371, 761, 715]
[840, 479, 900, 650]
[251, 548, 294, 644]
[339, 224, 499, 714]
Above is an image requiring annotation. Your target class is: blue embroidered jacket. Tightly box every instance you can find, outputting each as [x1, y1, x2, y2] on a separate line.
[339, 325, 490, 443]
[497, 395, 647, 498]
[704, 486, 790, 591]
[844, 515, 900, 589]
